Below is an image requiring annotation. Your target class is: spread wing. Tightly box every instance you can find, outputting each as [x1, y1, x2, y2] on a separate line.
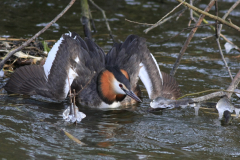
[4, 32, 105, 101]
[160, 71, 181, 100]
[106, 35, 164, 100]
[105, 35, 144, 90]
[71, 35, 106, 94]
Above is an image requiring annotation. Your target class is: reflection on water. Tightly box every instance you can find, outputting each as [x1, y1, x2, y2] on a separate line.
[1, 0, 240, 159]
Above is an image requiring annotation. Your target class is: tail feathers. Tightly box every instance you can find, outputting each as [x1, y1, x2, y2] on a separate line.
[4, 65, 47, 95]
[161, 72, 181, 100]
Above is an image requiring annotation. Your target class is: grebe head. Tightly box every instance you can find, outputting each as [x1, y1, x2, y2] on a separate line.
[97, 66, 142, 104]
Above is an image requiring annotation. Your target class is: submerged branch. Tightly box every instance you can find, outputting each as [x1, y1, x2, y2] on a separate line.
[88, 0, 115, 42]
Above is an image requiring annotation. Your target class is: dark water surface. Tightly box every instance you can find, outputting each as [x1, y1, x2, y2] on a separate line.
[1, 0, 240, 159]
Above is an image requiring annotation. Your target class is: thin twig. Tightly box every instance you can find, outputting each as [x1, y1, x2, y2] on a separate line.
[176, 8, 187, 20]
[170, 0, 215, 76]
[176, 0, 240, 32]
[177, 88, 240, 103]
[201, 34, 215, 40]
[216, 1, 233, 80]
[125, 18, 154, 26]
[0, 38, 27, 41]
[216, 38, 233, 79]
[0, 0, 76, 70]
[214, 1, 233, 80]
[72, 71, 96, 97]
[144, 0, 185, 34]
[125, 8, 187, 31]
[226, 69, 240, 98]
[88, 0, 115, 42]
[215, 0, 218, 39]
[177, 89, 224, 100]
[178, 89, 240, 101]
[218, 0, 240, 35]
[192, 10, 240, 52]
[189, 0, 196, 26]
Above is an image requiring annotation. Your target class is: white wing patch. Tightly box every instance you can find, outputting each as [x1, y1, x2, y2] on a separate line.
[43, 36, 64, 78]
[150, 53, 163, 85]
[139, 62, 153, 99]
[63, 68, 78, 98]
[75, 56, 80, 63]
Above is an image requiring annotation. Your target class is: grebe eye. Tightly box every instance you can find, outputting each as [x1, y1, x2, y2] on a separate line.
[119, 84, 123, 88]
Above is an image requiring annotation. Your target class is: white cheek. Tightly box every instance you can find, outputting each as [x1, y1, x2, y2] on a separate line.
[113, 79, 126, 94]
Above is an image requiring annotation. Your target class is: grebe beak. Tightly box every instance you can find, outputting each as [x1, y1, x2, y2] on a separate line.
[123, 89, 142, 102]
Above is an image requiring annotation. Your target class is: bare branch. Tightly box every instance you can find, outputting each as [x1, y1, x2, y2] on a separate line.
[0, 0, 76, 70]
[226, 70, 240, 98]
[125, 19, 154, 26]
[170, 0, 215, 76]
[176, 0, 240, 32]
[214, 0, 233, 80]
[192, 10, 240, 52]
[191, 91, 225, 102]
[88, 0, 115, 42]
[144, 0, 185, 34]
[218, 0, 240, 34]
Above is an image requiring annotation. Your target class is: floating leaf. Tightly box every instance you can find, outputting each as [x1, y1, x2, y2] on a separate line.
[61, 129, 85, 145]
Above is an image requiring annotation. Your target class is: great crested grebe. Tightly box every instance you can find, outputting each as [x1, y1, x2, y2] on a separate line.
[4, 32, 180, 109]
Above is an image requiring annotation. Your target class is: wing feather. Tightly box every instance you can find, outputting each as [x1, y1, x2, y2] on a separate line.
[5, 32, 105, 102]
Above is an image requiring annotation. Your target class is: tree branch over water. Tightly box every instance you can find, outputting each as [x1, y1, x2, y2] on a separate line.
[170, 0, 215, 76]
[176, 0, 240, 32]
[0, 0, 76, 70]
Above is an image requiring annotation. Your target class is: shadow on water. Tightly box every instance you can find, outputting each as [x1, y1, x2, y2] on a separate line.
[1, 0, 240, 159]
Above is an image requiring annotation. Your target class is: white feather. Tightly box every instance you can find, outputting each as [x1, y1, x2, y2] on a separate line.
[150, 53, 163, 85]
[75, 56, 80, 63]
[113, 79, 125, 94]
[63, 68, 78, 98]
[68, 31, 72, 37]
[43, 36, 64, 78]
[139, 62, 153, 99]
[98, 101, 121, 108]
